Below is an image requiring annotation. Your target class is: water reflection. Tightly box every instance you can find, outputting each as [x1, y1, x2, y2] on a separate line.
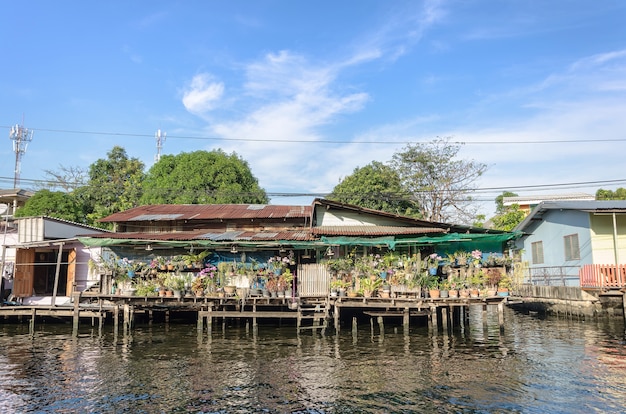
[0, 309, 625, 413]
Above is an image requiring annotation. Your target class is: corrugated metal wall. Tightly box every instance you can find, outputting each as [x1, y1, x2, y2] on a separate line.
[297, 263, 330, 297]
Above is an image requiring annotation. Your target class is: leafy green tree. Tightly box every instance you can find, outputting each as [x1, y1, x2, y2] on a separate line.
[490, 191, 525, 231]
[596, 188, 626, 200]
[140, 150, 268, 204]
[327, 161, 418, 216]
[391, 137, 487, 223]
[14, 189, 86, 223]
[79, 146, 145, 226]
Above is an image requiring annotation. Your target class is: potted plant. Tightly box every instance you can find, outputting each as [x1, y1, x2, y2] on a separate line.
[360, 277, 382, 298]
[498, 275, 512, 296]
[427, 253, 441, 275]
[426, 274, 440, 299]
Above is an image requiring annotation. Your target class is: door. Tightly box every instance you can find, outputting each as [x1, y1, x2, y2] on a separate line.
[13, 249, 34, 298]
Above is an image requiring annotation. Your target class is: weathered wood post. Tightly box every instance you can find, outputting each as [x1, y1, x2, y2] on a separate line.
[29, 308, 36, 335]
[498, 301, 505, 332]
[72, 293, 80, 333]
[377, 315, 384, 334]
[441, 307, 449, 333]
[403, 307, 410, 332]
[334, 304, 340, 333]
[113, 304, 119, 334]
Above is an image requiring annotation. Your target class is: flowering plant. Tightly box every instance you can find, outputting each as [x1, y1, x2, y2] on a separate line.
[198, 264, 217, 279]
[427, 253, 442, 268]
[268, 255, 290, 272]
[471, 250, 483, 265]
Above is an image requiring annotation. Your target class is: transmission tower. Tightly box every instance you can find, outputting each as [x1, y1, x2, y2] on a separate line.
[9, 123, 34, 188]
[155, 129, 166, 162]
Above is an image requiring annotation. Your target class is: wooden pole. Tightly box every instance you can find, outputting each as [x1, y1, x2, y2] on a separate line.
[51, 242, 64, 307]
[498, 301, 505, 332]
[430, 305, 438, 333]
[441, 307, 449, 333]
[113, 305, 119, 334]
[334, 304, 340, 333]
[403, 307, 410, 332]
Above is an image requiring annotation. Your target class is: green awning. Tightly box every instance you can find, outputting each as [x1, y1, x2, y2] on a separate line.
[321, 236, 396, 249]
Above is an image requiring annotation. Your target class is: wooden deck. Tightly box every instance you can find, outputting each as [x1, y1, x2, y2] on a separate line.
[0, 292, 510, 335]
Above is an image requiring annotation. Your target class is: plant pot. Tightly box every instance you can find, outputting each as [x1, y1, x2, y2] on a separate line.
[459, 289, 469, 298]
[469, 288, 479, 298]
[347, 291, 358, 298]
[448, 289, 459, 298]
[429, 268, 438, 276]
[439, 289, 449, 298]
[429, 289, 440, 299]
[224, 286, 236, 295]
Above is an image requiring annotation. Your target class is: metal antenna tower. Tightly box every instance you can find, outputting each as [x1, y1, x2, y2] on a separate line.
[9, 122, 34, 188]
[155, 129, 166, 162]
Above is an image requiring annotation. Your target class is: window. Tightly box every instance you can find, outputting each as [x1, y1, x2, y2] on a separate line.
[531, 241, 544, 264]
[564, 234, 580, 261]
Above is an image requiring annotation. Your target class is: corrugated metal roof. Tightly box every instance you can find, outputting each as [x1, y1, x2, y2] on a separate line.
[100, 204, 312, 222]
[80, 229, 315, 242]
[311, 226, 446, 236]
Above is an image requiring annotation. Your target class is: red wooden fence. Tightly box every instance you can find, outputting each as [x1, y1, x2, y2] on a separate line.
[579, 264, 626, 289]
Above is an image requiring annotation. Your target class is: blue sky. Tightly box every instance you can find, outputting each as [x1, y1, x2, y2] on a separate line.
[2, 0, 626, 218]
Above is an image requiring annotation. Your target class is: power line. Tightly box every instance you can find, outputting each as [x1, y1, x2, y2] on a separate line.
[1, 175, 624, 198]
[1, 125, 625, 145]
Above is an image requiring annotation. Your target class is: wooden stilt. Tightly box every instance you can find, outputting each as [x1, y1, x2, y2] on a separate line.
[29, 308, 36, 335]
[123, 304, 130, 333]
[498, 301, 505, 331]
[334, 304, 340, 333]
[403, 307, 410, 332]
[197, 311, 204, 332]
[72, 294, 80, 333]
[352, 316, 357, 334]
[441, 307, 449, 333]
[113, 305, 119, 334]
[377, 315, 384, 334]
[430, 305, 438, 333]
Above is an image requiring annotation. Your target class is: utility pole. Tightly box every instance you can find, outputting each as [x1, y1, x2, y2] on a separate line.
[155, 129, 166, 162]
[9, 122, 34, 188]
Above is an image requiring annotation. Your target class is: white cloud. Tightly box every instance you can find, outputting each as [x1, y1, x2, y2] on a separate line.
[182, 73, 224, 114]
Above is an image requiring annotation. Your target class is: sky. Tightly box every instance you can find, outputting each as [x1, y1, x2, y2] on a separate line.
[2, 0, 626, 219]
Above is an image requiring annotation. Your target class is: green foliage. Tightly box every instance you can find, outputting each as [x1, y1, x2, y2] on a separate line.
[140, 149, 268, 204]
[327, 161, 418, 216]
[491, 203, 525, 231]
[79, 146, 145, 227]
[596, 188, 626, 200]
[391, 137, 487, 223]
[495, 191, 518, 214]
[14, 189, 87, 223]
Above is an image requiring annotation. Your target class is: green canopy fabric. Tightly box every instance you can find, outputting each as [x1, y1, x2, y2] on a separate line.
[321, 236, 396, 249]
[79, 231, 520, 253]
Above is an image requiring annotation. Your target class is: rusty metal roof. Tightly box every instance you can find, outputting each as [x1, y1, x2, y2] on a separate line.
[311, 226, 446, 236]
[100, 204, 312, 222]
[81, 229, 316, 242]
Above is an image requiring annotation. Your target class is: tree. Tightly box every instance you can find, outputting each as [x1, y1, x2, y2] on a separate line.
[79, 146, 145, 226]
[491, 191, 525, 231]
[140, 150, 268, 205]
[596, 188, 626, 200]
[36, 165, 87, 193]
[327, 161, 418, 216]
[391, 137, 487, 223]
[14, 189, 86, 223]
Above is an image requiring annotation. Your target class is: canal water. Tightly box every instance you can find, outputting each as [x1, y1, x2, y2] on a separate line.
[0, 307, 625, 413]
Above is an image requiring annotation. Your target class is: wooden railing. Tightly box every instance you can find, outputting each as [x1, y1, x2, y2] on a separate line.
[579, 264, 626, 289]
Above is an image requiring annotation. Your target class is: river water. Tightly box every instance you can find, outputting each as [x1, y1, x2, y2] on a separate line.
[0, 307, 625, 414]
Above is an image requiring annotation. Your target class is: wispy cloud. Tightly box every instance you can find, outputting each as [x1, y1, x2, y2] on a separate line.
[182, 74, 224, 114]
[179, 0, 450, 199]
